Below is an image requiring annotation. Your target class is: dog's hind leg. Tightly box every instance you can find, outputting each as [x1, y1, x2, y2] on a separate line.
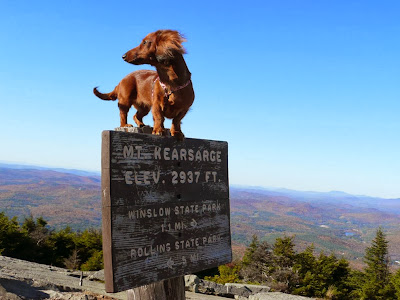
[134, 105, 151, 128]
[118, 104, 132, 127]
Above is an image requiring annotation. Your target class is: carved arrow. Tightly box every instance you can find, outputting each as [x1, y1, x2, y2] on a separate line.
[190, 219, 198, 228]
[166, 257, 174, 269]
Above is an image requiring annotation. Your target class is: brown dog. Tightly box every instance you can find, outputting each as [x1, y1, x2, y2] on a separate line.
[94, 30, 194, 140]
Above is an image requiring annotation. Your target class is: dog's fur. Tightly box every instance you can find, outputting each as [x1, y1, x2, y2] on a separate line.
[93, 30, 194, 140]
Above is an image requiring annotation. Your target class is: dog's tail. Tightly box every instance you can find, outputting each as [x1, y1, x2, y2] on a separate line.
[93, 86, 118, 101]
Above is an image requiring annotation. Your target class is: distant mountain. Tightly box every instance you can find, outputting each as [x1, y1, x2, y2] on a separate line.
[229, 186, 400, 268]
[231, 185, 400, 214]
[0, 162, 101, 177]
[0, 165, 101, 230]
[1, 163, 400, 269]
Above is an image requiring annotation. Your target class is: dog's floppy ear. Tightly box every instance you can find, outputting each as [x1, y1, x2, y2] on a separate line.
[155, 30, 186, 63]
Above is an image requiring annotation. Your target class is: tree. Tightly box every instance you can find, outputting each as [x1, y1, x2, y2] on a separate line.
[271, 236, 299, 292]
[0, 212, 27, 256]
[240, 235, 273, 284]
[64, 248, 81, 270]
[74, 228, 103, 270]
[240, 235, 299, 292]
[292, 245, 316, 296]
[392, 268, 400, 299]
[293, 246, 352, 299]
[204, 262, 241, 284]
[206, 234, 355, 298]
[48, 226, 76, 267]
[359, 227, 396, 299]
[0, 213, 104, 270]
[21, 215, 51, 246]
[314, 253, 351, 299]
[81, 250, 104, 271]
[20, 215, 54, 264]
[241, 234, 259, 267]
[294, 244, 316, 274]
[273, 236, 296, 268]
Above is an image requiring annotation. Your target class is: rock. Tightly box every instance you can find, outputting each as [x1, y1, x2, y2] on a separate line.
[87, 270, 105, 282]
[0, 258, 315, 300]
[225, 284, 251, 298]
[249, 292, 316, 300]
[0, 256, 125, 299]
[0, 283, 22, 300]
[226, 283, 270, 296]
[186, 291, 230, 299]
[197, 279, 216, 294]
[197, 280, 229, 297]
[115, 126, 170, 135]
[43, 290, 64, 299]
[192, 280, 271, 298]
[184, 275, 200, 293]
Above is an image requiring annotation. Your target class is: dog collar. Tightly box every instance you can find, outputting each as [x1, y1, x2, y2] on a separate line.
[157, 77, 192, 99]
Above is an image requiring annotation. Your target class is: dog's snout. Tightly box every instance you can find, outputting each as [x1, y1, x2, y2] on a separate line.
[122, 54, 127, 60]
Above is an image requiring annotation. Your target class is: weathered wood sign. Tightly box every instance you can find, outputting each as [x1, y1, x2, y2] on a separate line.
[102, 130, 231, 293]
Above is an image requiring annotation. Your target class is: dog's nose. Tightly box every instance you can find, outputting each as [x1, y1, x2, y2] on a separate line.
[122, 54, 127, 60]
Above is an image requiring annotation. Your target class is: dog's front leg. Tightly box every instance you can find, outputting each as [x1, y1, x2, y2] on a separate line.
[171, 110, 187, 141]
[152, 103, 166, 136]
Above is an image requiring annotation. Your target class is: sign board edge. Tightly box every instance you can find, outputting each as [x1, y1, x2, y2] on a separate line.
[101, 130, 115, 292]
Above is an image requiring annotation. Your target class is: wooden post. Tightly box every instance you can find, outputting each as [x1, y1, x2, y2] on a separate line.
[126, 276, 185, 300]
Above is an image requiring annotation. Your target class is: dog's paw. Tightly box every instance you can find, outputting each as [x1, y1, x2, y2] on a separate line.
[152, 128, 166, 136]
[123, 124, 134, 127]
[171, 131, 184, 141]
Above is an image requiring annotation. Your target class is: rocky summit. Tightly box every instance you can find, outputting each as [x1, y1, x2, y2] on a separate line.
[0, 256, 314, 300]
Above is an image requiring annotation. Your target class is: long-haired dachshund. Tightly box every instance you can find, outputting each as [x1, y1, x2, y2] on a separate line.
[93, 30, 194, 140]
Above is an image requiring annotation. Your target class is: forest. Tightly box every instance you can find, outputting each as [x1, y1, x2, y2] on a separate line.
[0, 212, 103, 271]
[206, 231, 400, 299]
[1, 212, 400, 299]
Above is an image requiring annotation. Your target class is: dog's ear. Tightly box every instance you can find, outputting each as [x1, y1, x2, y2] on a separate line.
[155, 30, 186, 63]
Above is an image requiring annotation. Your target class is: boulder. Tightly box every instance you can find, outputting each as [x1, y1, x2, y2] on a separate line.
[197, 280, 230, 297]
[87, 269, 105, 282]
[226, 283, 270, 296]
[184, 275, 200, 293]
[225, 284, 252, 298]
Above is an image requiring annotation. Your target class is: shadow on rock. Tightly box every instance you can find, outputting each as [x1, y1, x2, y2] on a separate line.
[0, 278, 51, 299]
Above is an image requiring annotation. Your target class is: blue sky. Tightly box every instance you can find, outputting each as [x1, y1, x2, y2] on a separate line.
[0, 1, 399, 198]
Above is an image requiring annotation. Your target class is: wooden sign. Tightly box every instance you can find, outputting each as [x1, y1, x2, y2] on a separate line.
[101, 131, 232, 293]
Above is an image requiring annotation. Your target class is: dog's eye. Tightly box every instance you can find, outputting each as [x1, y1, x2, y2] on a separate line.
[143, 40, 147, 45]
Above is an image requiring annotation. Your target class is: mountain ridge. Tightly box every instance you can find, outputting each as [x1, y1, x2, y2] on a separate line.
[1, 163, 400, 269]
[0, 162, 101, 177]
[2, 162, 397, 201]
